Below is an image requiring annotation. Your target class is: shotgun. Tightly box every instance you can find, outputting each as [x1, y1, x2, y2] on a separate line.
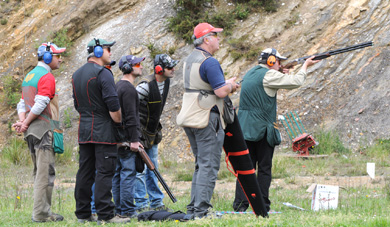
[118, 142, 177, 203]
[281, 41, 373, 70]
[137, 146, 177, 203]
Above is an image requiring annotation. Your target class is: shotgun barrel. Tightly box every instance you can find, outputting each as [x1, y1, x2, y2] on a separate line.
[138, 147, 177, 203]
[282, 41, 373, 69]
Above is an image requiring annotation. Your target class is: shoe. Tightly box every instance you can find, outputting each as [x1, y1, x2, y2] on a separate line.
[78, 214, 98, 224]
[152, 205, 173, 212]
[91, 213, 98, 221]
[235, 207, 248, 212]
[195, 211, 223, 220]
[180, 213, 195, 222]
[136, 206, 149, 213]
[120, 213, 138, 218]
[32, 213, 64, 222]
[97, 215, 131, 225]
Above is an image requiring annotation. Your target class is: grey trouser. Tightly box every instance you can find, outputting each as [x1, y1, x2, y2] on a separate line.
[26, 131, 56, 220]
[184, 112, 224, 217]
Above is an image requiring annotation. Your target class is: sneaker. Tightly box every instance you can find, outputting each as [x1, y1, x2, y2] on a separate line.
[136, 206, 149, 213]
[195, 211, 223, 220]
[120, 213, 138, 219]
[235, 207, 248, 212]
[32, 213, 64, 223]
[97, 215, 131, 225]
[180, 213, 195, 222]
[78, 214, 99, 224]
[91, 213, 98, 221]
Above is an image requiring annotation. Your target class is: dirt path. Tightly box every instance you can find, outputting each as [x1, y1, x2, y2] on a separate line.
[54, 175, 387, 195]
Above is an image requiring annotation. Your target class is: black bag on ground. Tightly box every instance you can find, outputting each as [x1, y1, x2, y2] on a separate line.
[138, 210, 186, 221]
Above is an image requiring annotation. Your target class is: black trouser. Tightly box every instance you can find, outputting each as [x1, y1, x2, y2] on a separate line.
[233, 138, 274, 212]
[75, 143, 117, 220]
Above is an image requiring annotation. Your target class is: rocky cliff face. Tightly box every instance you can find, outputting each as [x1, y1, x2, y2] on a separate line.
[1, 0, 389, 160]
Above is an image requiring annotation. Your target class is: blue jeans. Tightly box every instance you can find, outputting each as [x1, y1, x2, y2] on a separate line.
[135, 145, 164, 210]
[91, 182, 96, 214]
[112, 148, 137, 215]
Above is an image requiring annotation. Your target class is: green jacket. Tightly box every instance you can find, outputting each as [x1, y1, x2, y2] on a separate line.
[238, 65, 281, 147]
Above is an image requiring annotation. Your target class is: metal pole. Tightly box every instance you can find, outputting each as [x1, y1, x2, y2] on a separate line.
[294, 111, 307, 133]
[290, 111, 303, 134]
[286, 112, 299, 136]
[280, 120, 293, 141]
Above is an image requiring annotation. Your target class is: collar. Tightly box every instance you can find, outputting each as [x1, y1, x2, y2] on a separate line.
[259, 63, 269, 69]
[37, 61, 52, 72]
[195, 47, 212, 56]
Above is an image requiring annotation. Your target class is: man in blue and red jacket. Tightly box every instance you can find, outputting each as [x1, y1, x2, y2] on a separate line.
[13, 42, 66, 223]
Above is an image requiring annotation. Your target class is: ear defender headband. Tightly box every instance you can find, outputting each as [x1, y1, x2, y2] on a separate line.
[154, 55, 164, 75]
[266, 48, 277, 66]
[120, 56, 133, 74]
[94, 38, 104, 58]
[43, 42, 53, 64]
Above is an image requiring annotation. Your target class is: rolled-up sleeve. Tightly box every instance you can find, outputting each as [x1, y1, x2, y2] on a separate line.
[263, 68, 307, 90]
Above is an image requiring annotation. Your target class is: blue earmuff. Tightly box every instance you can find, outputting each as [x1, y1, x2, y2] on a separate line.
[43, 42, 53, 64]
[94, 38, 103, 58]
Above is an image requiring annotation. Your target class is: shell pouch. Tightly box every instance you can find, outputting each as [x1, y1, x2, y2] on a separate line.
[52, 129, 64, 154]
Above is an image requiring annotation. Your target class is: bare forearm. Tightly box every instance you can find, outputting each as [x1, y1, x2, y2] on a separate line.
[110, 110, 122, 123]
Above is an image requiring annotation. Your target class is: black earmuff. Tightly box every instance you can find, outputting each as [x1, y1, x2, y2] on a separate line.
[120, 56, 133, 74]
[267, 48, 277, 66]
[43, 42, 53, 64]
[94, 38, 104, 58]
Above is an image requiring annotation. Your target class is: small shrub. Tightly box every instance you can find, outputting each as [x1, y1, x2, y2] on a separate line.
[24, 8, 34, 17]
[286, 12, 300, 29]
[175, 171, 192, 181]
[55, 144, 75, 165]
[311, 129, 350, 155]
[0, 18, 7, 25]
[364, 139, 390, 166]
[272, 155, 290, 179]
[2, 74, 21, 108]
[51, 28, 72, 56]
[234, 4, 250, 20]
[146, 42, 163, 60]
[1, 137, 30, 166]
[63, 107, 73, 129]
[227, 35, 260, 62]
[168, 46, 177, 55]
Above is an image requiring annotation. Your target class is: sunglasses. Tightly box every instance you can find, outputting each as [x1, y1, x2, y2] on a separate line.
[103, 46, 111, 53]
[208, 33, 218, 38]
[133, 62, 141, 68]
[53, 54, 61, 59]
[166, 67, 174, 70]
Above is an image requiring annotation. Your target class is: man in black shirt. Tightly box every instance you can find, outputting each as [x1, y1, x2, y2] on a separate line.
[72, 38, 129, 224]
[134, 54, 179, 211]
[112, 55, 145, 218]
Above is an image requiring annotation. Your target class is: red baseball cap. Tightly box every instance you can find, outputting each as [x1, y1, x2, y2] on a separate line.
[193, 23, 223, 39]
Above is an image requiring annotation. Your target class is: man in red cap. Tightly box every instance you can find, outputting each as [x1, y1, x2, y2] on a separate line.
[13, 42, 66, 222]
[177, 23, 239, 220]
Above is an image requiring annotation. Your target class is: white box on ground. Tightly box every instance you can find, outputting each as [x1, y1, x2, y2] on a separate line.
[367, 162, 375, 179]
[308, 184, 339, 211]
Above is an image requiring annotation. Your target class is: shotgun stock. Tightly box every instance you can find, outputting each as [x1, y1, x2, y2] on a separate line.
[138, 147, 177, 203]
[281, 41, 373, 70]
